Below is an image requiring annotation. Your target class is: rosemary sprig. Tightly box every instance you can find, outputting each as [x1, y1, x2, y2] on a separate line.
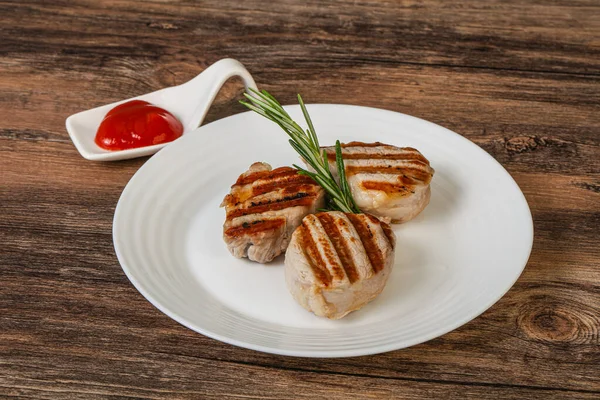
[240, 88, 360, 214]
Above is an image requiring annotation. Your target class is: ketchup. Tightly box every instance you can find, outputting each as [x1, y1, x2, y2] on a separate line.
[95, 100, 183, 151]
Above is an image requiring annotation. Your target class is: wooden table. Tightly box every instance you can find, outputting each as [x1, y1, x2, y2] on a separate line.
[2, 1, 599, 398]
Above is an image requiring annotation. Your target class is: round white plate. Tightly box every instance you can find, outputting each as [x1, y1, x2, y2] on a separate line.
[113, 104, 533, 357]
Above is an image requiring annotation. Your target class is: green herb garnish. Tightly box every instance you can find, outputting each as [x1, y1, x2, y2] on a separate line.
[241, 89, 360, 214]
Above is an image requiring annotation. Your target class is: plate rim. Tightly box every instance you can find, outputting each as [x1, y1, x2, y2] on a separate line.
[113, 103, 534, 357]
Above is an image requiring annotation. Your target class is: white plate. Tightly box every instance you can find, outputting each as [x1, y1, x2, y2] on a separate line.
[113, 104, 533, 357]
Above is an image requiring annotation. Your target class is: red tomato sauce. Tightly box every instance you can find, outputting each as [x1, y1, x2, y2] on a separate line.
[95, 100, 183, 151]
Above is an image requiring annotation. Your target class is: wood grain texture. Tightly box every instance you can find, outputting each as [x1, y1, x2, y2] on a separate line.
[1, 0, 599, 398]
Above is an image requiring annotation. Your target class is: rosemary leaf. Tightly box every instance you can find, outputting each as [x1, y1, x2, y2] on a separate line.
[241, 89, 361, 214]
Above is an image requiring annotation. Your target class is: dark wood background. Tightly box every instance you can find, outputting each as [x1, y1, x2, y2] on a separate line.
[1, 0, 599, 398]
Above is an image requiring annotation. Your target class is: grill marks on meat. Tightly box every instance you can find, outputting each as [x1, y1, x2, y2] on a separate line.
[295, 213, 392, 286]
[227, 168, 316, 204]
[235, 166, 296, 185]
[315, 213, 359, 284]
[226, 191, 318, 219]
[345, 165, 431, 182]
[361, 181, 413, 194]
[251, 172, 316, 196]
[328, 149, 429, 164]
[297, 222, 333, 287]
[221, 162, 325, 263]
[341, 141, 393, 148]
[379, 218, 397, 247]
[345, 213, 387, 273]
[322, 141, 435, 223]
[224, 218, 286, 237]
[285, 211, 396, 319]
[326, 142, 433, 191]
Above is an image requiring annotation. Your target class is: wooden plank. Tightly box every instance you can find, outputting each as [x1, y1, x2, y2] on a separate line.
[1, 138, 599, 393]
[1, 0, 599, 397]
[1, 70, 598, 395]
[1, 0, 599, 76]
[1, 272, 598, 394]
[1, 63, 598, 177]
[1, 138, 598, 214]
[1, 333, 599, 399]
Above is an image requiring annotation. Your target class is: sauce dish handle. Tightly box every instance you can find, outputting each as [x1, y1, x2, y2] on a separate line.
[175, 58, 258, 133]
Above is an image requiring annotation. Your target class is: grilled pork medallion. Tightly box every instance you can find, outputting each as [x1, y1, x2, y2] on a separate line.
[321, 142, 434, 223]
[221, 162, 325, 263]
[285, 211, 396, 319]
